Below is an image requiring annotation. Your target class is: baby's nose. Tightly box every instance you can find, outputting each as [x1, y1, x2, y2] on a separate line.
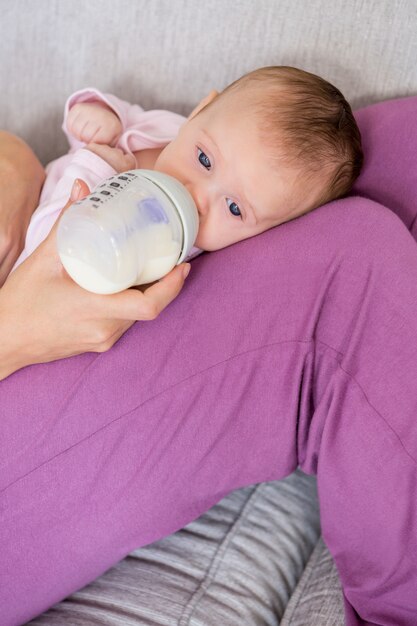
[185, 182, 207, 217]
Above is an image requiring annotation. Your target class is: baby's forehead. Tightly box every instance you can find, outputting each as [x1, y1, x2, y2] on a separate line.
[207, 92, 281, 142]
[213, 88, 291, 149]
[216, 83, 275, 114]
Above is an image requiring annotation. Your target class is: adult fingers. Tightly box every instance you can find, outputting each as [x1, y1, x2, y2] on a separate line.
[99, 263, 191, 321]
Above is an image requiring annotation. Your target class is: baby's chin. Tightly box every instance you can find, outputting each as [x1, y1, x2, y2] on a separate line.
[195, 230, 244, 252]
[194, 230, 243, 252]
[193, 233, 217, 252]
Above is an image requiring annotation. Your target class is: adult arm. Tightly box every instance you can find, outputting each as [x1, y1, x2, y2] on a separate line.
[0, 131, 45, 285]
[0, 179, 190, 380]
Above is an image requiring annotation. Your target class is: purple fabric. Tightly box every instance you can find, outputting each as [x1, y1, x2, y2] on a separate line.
[1, 96, 417, 626]
[352, 95, 417, 235]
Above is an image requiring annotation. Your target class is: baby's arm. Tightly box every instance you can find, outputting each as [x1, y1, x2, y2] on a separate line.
[66, 102, 123, 146]
[63, 88, 185, 156]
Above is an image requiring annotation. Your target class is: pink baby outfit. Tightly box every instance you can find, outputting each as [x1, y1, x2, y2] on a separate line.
[13, 89, 188, 269]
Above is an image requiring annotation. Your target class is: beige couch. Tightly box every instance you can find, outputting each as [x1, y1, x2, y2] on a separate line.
[2, 1, 416, 624]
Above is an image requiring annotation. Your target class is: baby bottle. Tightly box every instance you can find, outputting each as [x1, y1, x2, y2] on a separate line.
[57, 169, 199, 294]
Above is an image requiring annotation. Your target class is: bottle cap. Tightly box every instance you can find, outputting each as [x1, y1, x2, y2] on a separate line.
[138, 170, 199, 263]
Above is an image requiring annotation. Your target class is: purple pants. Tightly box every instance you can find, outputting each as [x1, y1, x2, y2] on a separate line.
[1, 97, 417, 625]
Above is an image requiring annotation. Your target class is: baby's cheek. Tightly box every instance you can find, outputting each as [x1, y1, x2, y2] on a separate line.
[154, 141, 188, 181]
[154, 153, 175, 179]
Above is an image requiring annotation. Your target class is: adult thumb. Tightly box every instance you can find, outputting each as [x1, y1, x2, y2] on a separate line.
[41, 178, 91, 261]
[69, 178, 90, 205]
[49, 178, 90, 236]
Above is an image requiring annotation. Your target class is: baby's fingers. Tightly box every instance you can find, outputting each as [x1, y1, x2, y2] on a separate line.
[80, 121, 102, 144]
[67, 111, 92, 142]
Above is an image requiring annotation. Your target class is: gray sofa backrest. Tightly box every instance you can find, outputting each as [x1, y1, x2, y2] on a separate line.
[2, 0, 417, 164]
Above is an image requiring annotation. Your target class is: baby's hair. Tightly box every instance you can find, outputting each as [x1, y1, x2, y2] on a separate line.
[220, 66, 363, 210]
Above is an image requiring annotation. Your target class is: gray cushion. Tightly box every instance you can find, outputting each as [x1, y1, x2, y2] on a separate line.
[29, 471, 320, 625]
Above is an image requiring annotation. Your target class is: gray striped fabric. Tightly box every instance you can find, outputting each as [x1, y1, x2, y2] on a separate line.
[29, 471, 320, 625]
[281, 538, 345, 626]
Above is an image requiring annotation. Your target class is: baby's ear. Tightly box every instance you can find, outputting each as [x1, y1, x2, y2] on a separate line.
[188, 90, 219, 119]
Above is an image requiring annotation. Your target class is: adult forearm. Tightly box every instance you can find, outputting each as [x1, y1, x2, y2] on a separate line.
[0, 130, 45, 189]
[0, 131, 45, 284]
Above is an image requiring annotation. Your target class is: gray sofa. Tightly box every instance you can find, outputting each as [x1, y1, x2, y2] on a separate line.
[2, 1, 416, 624]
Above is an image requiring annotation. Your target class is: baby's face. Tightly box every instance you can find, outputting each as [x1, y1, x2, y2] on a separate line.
[154, 90, 320, 251]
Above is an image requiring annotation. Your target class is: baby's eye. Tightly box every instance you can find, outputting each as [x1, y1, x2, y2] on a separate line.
[197, 148, 211, 170]
[226, 198, 242, 218]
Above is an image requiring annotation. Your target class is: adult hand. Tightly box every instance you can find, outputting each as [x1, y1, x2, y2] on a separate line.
[0, 131, 45, 285]
[0, 179, 191, 380]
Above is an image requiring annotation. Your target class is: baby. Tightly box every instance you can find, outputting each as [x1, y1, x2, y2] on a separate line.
[13, 66, 363, 272]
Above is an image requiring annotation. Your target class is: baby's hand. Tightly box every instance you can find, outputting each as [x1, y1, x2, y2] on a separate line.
[67, 102, 123, 146]
[85, 143, 136, 173]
